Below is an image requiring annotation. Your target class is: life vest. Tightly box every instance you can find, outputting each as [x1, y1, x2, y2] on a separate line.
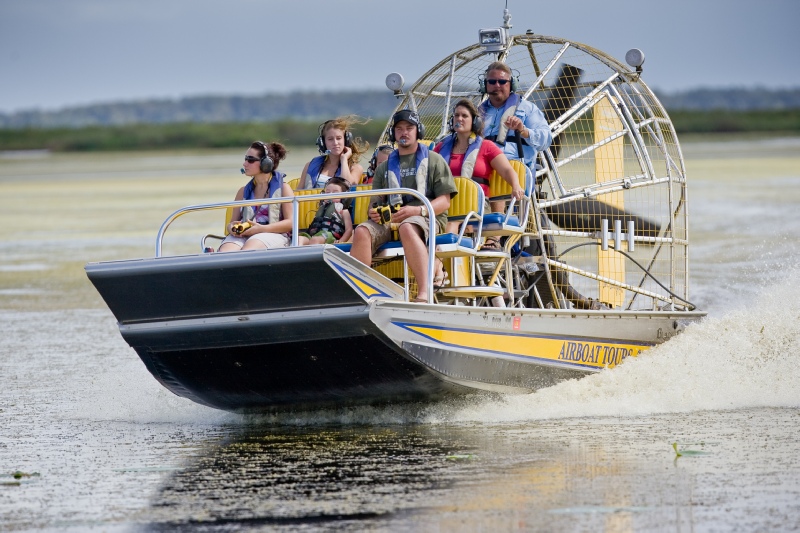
[303, 155, 341, 189]
[436, 133, 486, 185]
[241, 171, 285, 224]
[481, 93, 529, 149]
[385, 143, 429, 206]
[308, 200, 347, 239]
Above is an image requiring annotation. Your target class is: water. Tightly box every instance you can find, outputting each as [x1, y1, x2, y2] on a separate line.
[1, 139, 800, 531]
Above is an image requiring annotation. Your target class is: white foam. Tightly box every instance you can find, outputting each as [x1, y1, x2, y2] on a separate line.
[433, 266, 800, 423]
[248, 267, 800, 426]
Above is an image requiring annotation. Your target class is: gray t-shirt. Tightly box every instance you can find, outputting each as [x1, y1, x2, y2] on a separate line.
[372, 148, 457, 232]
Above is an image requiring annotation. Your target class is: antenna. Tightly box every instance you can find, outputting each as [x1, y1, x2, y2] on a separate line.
[479, 2, 512, 53]
[503, 1, 512, 30]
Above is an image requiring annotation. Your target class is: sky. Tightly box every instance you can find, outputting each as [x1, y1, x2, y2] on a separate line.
[1, 0, 798, 114]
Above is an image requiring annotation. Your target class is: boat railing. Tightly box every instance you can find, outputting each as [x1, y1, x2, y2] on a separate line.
[155, 187, 439, 304]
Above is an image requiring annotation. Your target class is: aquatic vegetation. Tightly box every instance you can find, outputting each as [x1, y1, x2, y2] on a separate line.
[672, 442, 712, 457]
[0, 471, 40, 486]
[445, 454, 477, 461]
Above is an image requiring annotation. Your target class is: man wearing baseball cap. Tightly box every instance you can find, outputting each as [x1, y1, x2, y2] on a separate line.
[350, 109, 457, 303]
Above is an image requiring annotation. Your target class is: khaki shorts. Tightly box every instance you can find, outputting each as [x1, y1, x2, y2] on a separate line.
[359, 215, 433, 255]
[220, 232, 289, 249]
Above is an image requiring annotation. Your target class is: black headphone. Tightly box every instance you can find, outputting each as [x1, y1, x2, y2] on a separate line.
[316, 120, 353, 153]
[253, 141, 274, 174]
[448, 109, 483, 134]
[478, 70, 519, 94]
[388, 109, 426, 143]
[367, 144, 393, 177]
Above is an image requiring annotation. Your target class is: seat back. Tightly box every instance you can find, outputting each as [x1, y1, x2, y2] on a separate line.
[449, 177, 484, 223]
[487, 159, 530, 200]
[220, 207, 233, 235]
[292, 188, 323, 230]
[286, 177, 300, 190]
[352, 185, 373, 225]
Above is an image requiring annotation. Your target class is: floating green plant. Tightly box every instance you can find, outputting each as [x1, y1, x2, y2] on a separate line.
[0, 471, 40, 486]
[12, 471, 40, 479]
[672, 442, 712, 457]
[445, 454, 476, 461]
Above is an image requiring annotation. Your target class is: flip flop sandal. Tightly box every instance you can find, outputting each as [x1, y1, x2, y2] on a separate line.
[480, 237, 501, 250]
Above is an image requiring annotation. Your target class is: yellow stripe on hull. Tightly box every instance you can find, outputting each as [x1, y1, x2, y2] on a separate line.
[329, 261, 396, 300]
[398, 323, 652, 370]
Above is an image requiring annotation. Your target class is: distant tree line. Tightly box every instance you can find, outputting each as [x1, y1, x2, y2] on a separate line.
[0, 91, 399, 129]
[1, 110, 798, 153]
[2, 87, 800, 130]
[1, 88, 799, 152]
[655, 87, 800, 111]
[0, 120, 389, 153]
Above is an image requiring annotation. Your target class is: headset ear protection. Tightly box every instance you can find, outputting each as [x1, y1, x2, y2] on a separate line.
[448, 109, 483, 134]
[388, 110, 426, 142]
[316, 120, 353, 153]
[478, 71, 519, 94]
[368, 144, 393, 173]
[368, 147, 379, 169]
[254, 141, 274, 174]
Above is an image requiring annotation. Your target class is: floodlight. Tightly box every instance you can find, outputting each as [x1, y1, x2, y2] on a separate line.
[478, 27, 508, 52]
[385, 72, 404, 94]
[625, 48, 645, 72]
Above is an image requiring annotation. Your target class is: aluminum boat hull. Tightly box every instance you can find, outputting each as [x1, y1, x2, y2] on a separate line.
[86, 246, 703, 412]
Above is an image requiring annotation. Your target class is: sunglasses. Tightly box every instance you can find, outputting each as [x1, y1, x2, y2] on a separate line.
[244, 156, 261, 163]
[486, 79, 509, 86]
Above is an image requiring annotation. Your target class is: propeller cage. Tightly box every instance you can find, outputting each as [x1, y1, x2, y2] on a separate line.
[380, 34, 691, 311]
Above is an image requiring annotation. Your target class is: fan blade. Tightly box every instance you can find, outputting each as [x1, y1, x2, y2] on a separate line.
[544, 198, 660, 238]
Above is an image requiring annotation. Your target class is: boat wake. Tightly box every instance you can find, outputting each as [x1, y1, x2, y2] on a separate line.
[249, 265, 800, 426]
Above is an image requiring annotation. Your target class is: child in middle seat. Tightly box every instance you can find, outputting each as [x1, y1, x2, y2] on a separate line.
[299, 177, 353, 245]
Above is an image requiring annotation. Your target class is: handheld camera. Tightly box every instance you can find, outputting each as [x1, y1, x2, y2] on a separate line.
[231, 221, 252, 235]
[375, 203, 400, 225]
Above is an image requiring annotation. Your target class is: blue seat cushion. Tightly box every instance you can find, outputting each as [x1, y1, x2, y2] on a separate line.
[333, 233, 475, 254]
[331, 241, 401, 253]
[468, 213, 521, 228]
[434, 233, 475, 248]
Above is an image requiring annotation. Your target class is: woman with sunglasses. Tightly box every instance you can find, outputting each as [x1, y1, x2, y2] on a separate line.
[298, 115, 369, 189]
[434, 99, 523, 238]
[218, 141, 294, 252]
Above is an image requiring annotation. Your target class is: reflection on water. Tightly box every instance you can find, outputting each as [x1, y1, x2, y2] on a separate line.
[1, 138, 800, 531]
[140, 411, 800, 531]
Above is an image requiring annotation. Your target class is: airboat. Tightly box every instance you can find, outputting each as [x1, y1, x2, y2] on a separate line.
[86, 8, 705, 412]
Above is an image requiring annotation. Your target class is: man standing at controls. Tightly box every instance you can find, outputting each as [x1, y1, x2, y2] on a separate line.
[480, 61, 552, 169]
[350, 109, 457, 303]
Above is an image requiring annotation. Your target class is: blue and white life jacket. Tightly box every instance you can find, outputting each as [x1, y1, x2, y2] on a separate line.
[303, 155, 341, 189]
[437, 133, 484, 182]
[481, 93, 527, 147]
[242, 171, 285, 224]
[386, 143, 429, 206]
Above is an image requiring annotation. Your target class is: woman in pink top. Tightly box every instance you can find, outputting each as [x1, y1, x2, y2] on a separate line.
[434, 99, 523, 239]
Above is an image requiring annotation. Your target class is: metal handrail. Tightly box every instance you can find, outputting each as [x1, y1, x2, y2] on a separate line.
[155, 187, 438, 304]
